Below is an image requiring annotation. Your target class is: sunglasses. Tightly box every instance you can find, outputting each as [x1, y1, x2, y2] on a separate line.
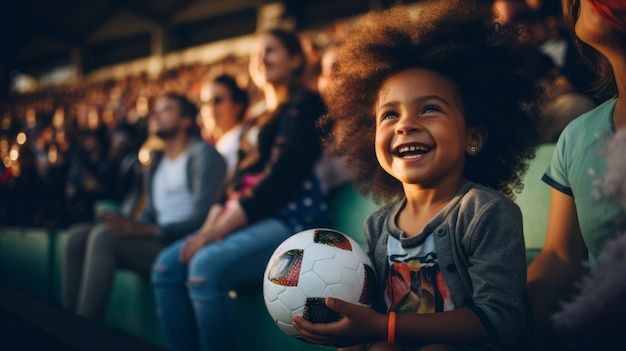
[205, 96, 226, 105]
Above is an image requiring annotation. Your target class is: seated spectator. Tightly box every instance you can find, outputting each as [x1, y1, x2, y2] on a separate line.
[62, 93, 226, 321]
[529, 50, 596, 143]
[315, 42, 352, 195]
[152, 28, 330, 351]
[100, 123, 145, 218]
[65, 129, 110, 224]
[199, 74, 249, 178]
[510, 8, 597, 98]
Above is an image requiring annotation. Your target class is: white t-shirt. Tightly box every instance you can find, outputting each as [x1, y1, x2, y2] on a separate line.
[540, 38, 568, 68]
[216, 124, 244, 178]
[152, 151, 194, 226]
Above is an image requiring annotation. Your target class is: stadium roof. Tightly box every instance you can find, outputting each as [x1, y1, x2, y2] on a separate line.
[2, 0, 384, 77]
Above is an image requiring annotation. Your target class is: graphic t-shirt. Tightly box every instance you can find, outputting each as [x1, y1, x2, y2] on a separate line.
[385, 232, 455, 314]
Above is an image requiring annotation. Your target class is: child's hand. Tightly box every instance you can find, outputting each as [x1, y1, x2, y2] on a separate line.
[292, 297, 386, 348]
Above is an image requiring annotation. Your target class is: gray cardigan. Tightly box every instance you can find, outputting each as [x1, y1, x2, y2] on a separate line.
[139, 138, 226, 243]
[364, 182, 528, 348]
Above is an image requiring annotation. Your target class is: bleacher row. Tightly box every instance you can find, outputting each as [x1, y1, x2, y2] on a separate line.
[0, 143, 555, 350]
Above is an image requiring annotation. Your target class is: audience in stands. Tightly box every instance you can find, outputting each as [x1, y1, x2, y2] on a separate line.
[62, 94, 226, 321]
[2, 4, 619, 349]
[65, 128, 111, 223]
[151, 28, 329, 351]
[104, 123, 145, 218]
[0, 4, 597, 229]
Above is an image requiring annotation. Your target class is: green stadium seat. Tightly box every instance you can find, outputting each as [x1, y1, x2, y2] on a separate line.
[104, 270, 168, 348]
[0, 227, 56, 301]
[52, 230, 69, 304]
[327, 182, 379, 249]
[515, 143, 556, 266]
[3, 170, 556, 349]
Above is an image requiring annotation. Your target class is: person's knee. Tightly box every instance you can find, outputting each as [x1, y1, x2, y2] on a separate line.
[188, 247, 225, 280]
[87, 224, 115, 247]
[187, 275, 219, 304]
[187, 249, 226, 299]
[65, 224, 93, 253]
[151, 247, 186, 286]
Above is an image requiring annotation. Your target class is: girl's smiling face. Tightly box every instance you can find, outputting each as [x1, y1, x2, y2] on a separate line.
[374, 68, 483, 189]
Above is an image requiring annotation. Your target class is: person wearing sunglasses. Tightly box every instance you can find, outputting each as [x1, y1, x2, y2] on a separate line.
[199, 74, 249, 178]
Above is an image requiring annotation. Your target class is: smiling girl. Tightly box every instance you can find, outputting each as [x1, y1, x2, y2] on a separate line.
[291, 1, 543, 350]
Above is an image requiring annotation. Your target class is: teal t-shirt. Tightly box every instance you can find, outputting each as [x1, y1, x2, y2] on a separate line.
[543, 98, 624, 264]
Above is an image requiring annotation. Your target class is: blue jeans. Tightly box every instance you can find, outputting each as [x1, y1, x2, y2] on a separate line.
[151, 218, 293, 351]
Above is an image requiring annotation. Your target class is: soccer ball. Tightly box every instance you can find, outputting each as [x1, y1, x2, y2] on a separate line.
[263, 228, 376, 338]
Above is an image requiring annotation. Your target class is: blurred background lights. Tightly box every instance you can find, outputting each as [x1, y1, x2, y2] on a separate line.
[0, 138, 9, 153]
[138, 148, 151, 166]
[136, 96, 149, 117]
[25, 108, 36, 129]
[16, 132, 27, 145]
[9, 149, 19, 161]
[48, 144, 58, 164]
[52, 107, 65, 128]
[1, 116, 10, 130]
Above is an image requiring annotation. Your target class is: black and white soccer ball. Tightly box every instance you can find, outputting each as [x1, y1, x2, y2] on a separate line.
[263, 228, 376, 339]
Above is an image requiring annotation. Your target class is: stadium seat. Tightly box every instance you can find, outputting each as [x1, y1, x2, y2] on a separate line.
[0, 227, 56, 302]
[1, 165, 556, 350]
[0, 182, 379, 350]
[515, 143, 556, 266]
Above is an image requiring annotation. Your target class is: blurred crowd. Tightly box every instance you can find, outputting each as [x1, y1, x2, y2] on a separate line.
[0, 1, 599, 229]
[0, 19, 344, 228]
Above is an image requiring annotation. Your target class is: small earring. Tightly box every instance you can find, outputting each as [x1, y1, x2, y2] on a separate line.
[470, 146, 478, 152]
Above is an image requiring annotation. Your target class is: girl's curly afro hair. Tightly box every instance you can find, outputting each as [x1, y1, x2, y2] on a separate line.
[321, 0, 543, 204]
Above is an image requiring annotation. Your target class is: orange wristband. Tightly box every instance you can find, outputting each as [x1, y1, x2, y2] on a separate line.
[387, 311, 396, 346]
